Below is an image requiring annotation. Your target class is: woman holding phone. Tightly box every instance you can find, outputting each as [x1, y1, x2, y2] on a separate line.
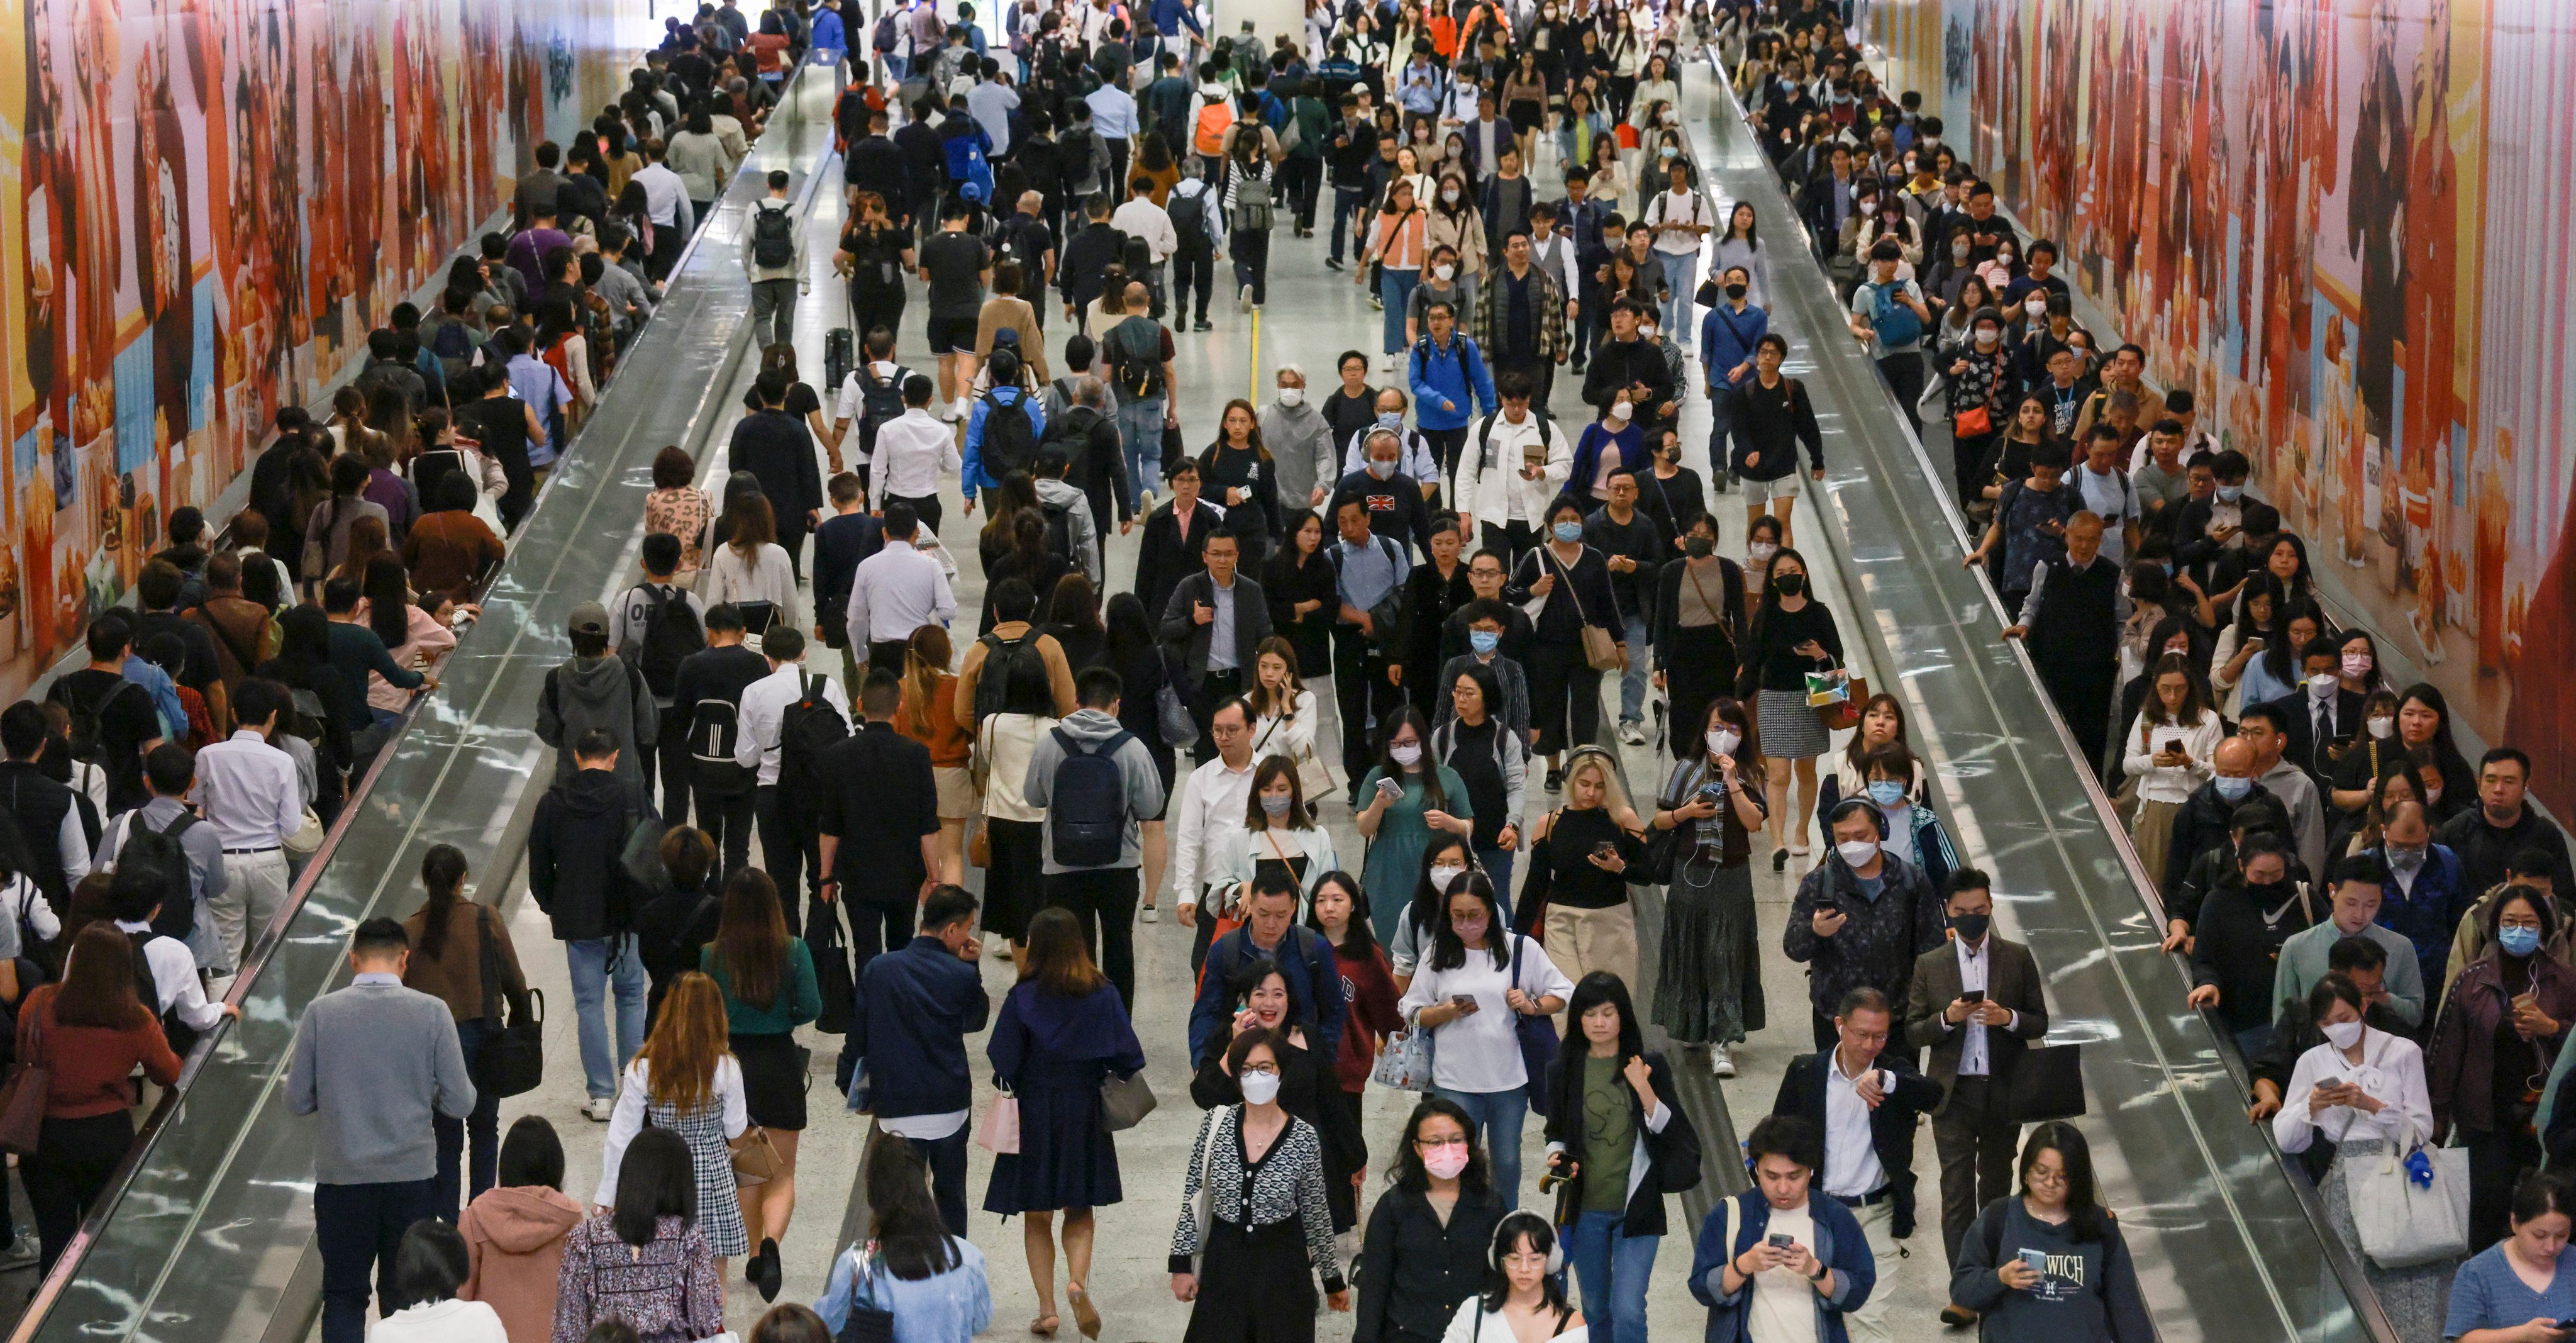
[1397, 873, 1574, 1205]
[2121, 653, 2222, 890]
[1649, 697, 1769, 1076]
[1948, 1123, 2153, 1341]
[2443, 1173, 2576, 1343]
[1357, 709, 1477, 940]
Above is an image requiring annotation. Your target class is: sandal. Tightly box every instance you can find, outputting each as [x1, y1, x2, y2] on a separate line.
[1068, 1286, 1102, 1340]
[1030, 1317, 1061, 1337]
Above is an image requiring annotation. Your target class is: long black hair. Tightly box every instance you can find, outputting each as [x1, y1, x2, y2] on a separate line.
[1554, 971, 1645, 1078]
[1305, 870, 1375, 953]
[1745, 544, 1814, 657]
[2018, 1120, 2106, 1243]
[612, 1127, 697, 1246]
[1429, 871, 1509, 973]
[1405, 832, 1477, 952]
[1376, 705, 1449, 813]
[1387, 1094, 1490, 1194]
[1104, 589, 1158, 665]
[413, 844, 470, 961]
[1479, 1210, 1572, 1314]
[865, 1132, 963, 1279]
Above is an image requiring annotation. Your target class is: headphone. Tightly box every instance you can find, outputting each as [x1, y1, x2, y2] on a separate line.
[1827, 794, 1890, 840]
[1492, 1209, 1565, 1275]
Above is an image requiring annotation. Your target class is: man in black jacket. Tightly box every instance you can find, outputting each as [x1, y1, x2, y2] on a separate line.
[843, 106, 912, 221]
[248, 408, 318, 580]
[1902, 870, 2049, 1281]
[815, 669, 941, 981]
[848, 884, 989, 1232]
[1057, 194, 1128, 325]
[528, 728, 653, 1121]
[2002, 510, 2122, 777]
[1580, 300, 1676, 421]
[2156, 737, 2282, 930]
[0, 701, 94, 910]
[670, 605, 771, 878]
[1584, 469, 1668, 747]
[1770, 986, 1942, 1343]
[2441, 747, 2575, 896]
[892, 99, 949, 241]
[1131, 457, 1222, 620]
[1158, 532, 1274, 758]
[1328, 428, 1436, 559]
[728, 371, 826, 579]
[1324, 93, 1379, 270]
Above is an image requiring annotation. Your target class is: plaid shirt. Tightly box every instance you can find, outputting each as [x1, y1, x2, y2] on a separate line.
[1471, 262, 1568, 362]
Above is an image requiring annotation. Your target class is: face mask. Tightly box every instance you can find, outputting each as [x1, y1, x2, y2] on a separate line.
[1469, 629, 1501, 655]
[1276, 386, 1304, 408]
[2342, 652, 2372, 679]
[1996, 250, 2016, 265]
[2216, 484, 2245, 503]
[1433, 262, 1457, 280]
[1774, 572, 1805, 596]
[1261, 793, 1294, 818]
[1951, 242, 1971, 260]
[2212, 774, 2253, 801]
[1238, 1069, 1284, 1105]
[1707, 728, 1740, 757]
[2367, 716, 2395, 740]
[1390, 742, 1423, 767]
[1748, 540, 1779, 562]
[1974, 328, 2000, 347]
[1428, 864, 1467, 891]
[2307, 672, 2338, 699]
[1552, 520, 1585, 543]
[2024, 298, 2047, 316]
[1441, 187, 1460, 204]
[1608, 401, 1633, 421]
[1450, 915, 1489, 942]
[1836, 839, 1882, 868]
[2385, 844, 2424, 871]
[2502, 925, 2545, 958]
[1684, 535, 1716, 559]
[1866, 780, 1906, 806]
[1660, 145, 1679, 159]
[1950, 911, 1990, 942]
[2320, 1019, 2365, 1050]
[1855, 198, 1877, 215]
[1725, 282, 1748, 300]
[1367, 457, 1397, 479]
[1422, 1142, 1472, 1178]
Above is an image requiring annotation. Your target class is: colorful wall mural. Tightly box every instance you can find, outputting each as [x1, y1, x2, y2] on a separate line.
[0, 0, 632, 694]
[1863, 0, 2576, 820]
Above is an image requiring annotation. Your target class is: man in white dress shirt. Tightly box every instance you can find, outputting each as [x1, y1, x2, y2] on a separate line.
[735, 627, 852, 930]
[1111, 175, 1179, 317]
[192, 680, 309, 974]
[868, 375, 964, 535]
[630, 139, 698, 280]
[845, 500, 960, 672]
[1167, 698, 1257, 950]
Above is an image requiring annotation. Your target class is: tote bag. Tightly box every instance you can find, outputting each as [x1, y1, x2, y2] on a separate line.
[1544, 546, 1624, 671]
[2350, 1135, 2469, 1270]
[1370, 1027, 1433, 1092]
[975, 1093, 1022, 1154]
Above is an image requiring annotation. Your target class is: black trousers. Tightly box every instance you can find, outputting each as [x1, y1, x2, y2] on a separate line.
[2037, 659, 2118, 779]
[774, 508, 811, 582]
[1933, 1075, 2021, 1263]
[850, 287, 907, 345]
[1232, 229, 1272, 305]
[1190, 667, 1246, 764]
[1875, 351, 1925, 429]
[2467, 1125, 2543, 1249]
[1526, 639, 1603, 757]
[1480, 520, 1541, 571]
[314, 1177, 441, 1343]
[866, 638, 913, 674]
[1495, 357, 1555, 415]
[1045, 866, 1141, 1012]
[1280, 156, 1323, 230]
[755, 784, 820, 934]
[647, 705, 692, 825]
[697, 784, 757, 878]
[885, 490, 943, 540]
[845, 894, 917, 984]
[1331, 623, 1402, 791]
[1106, 139, 1131, 198]
[1951, 429, 1997, 508]
[25, 1112, 135, 1275]
[902, 1126, 972, 1236]
[1422, 425, 1470, 504]
[1173, 247, 1217, 324]
[431, 1018, 501, 1222]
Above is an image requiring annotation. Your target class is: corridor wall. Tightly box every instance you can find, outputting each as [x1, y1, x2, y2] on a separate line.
[1860, 0, 2576, 819]
[0, 0, 634, 691]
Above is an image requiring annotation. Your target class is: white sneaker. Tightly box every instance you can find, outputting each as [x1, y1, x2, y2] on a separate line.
[1711, 1043, 1736, 1078]
[1617, 721, 1648, 746]
[1239, 283, 1255, 313]
[1141, 904, 1160, 923]
[582, 1095, 617, 1122]
[0, 1232, 38, 1267]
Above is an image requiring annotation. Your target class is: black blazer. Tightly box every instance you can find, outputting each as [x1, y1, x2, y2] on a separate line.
[727, 410, 824, 524]
[1158, 571, 1275, 689]
[1353, 1184, 1507, 1343]
[2271, 686, 2368, 785]
[1131, 500, 1219, 621]
[1540, 1049, 1702, 1237]
[1771, 1049, 1945, 1239]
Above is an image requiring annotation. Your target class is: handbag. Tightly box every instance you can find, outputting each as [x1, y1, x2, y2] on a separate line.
[1806, 657, 1867, 733]
[1951, 403, 1992, 438]
[1512, 935, 1562, 1117]
[475, 908, 546, 1099]
[2350, 1134, 2470, 1269]
[1101, 1069, 1158, 1130]
[1255, 711, 1337, 803]
[2004, 1042, 2085, 1123]
[968, 819, 993, 868]
[834, 1250, 897, 1343]
[1545, 545, 1625, 672]
[731, 1125, 784, 1186]
[1155, 649, 1200, 748]
[809, 906, 857, 1035]
[0, 1006, 50, 1156]
[284, 806, 326, 859]
[974, 1093, 1021, 1153]
[1369, 1026, 1433, 1092]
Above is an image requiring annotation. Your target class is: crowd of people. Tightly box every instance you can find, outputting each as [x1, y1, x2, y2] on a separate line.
[18, 0, 2576, 1342]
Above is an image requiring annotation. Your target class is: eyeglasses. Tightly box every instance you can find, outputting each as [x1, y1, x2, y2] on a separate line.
[1414, 1134, 1470, 1149]
[1238, 1061, 1281, 1077]
[2023, 1165, 2067, 1188]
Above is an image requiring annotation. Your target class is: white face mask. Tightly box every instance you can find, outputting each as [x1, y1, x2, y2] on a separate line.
[1434, 262, 1457, 280]
[2367, 716, 2395, 740]
[2024, 298, 2047, 316]
[2320, 1020, 2364, 1050]
[1238, 1069, 1284, 1105]
[1277, 386, 1305, 407]
[1707, 729, 1740, 758]
[1836, 839, 1882, 868]
[1973, 328, 1999, 347]
[1638, 325, 1658, 340]
[1441, 187, 1461, 204]
[1748, 540, 1778, 561]
[1428, 864, 1467, 891]
[1389, 743, 1423, 767]
[1607, 401, 1633, 421]
[2307, 672, 2339, 699]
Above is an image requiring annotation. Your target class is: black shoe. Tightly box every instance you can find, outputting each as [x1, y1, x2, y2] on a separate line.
[1940, 1306, 1980, 1330]
[1325, 257, 1345, 271]
[1545, 768, 1563, 793]
[1194, 320, 1214, 332]
[1772, 847, 1790, 872]
[753, 1239, 783, 1301]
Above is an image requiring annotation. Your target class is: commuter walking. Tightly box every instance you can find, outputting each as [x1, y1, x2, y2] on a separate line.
[286, 917, 475, 1343]
[702, 869, 819, 1300]
[1021, 667, 1170, 1010]
[1648, 696, 1770, 1076]
[1519, 746, 1648, 995]
[735, 627, 852, 934]
[1685, 1114, 1876, 1343]
[2121, 652, 2223, 891]
[984, 907, 1148, 1340]
[1353, 1096, 1508, 1343]
[816, 1137, 994, 1342]
[962, 580, 1074, 950]
[744, 170, 808, 349]
[814, 668, 941, 979]
[529, 728, 653, 1121]
[1543, 973, 1701, 1343]
[848, 886, 990, 1234]
[894, 627, 975, 885]
[1782, 800, 1947, 1049]
[1356, 708, 1475, 941]
[551, 1127, 726, 1343]
[1160, 535, 1274, 752]
[848, 502, 961, 672]
[1329, 493, 1412, 798]
[597, 971, 750, 1275]
[1397, 872, 1574, 1203]
[537, 602, 658, 796]
[14, 925, 185, 1273]
[1650, 515, 1747, 752]
[672, 604, 770, 876]
[1506, 496, 1623, 793]
[1431, 661, 1526, 895]
[2001, 510, 2121, 777]
[370, 1221, 510, 1343]
[2428, 883, 2576, 1247]
[401, 844, 530, 1219]
[1168, 699, 1260, 962]
[1169, 1027, 1353, 1340]
[192, 678, 303, 971]
[702, 494, 805, 637]
[1439, 1212, 1585, 1343]
[2440, 1174, 2576, 1342]
[1739, 547, 1841, 866]
[1946, 1123, 2153, 1343]
[458, 1117, 584, 1343]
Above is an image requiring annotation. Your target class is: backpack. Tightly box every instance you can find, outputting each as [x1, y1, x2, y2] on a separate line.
[429, 318, 479, 384]
[1227, 166, 1274, 233]
[857, 362, 912, 445]
[1107, 319, 1164, 399]
[1193, 100, 1235, 155]
[1039, 498, 1077, 562]
[1166, 186, 1211, 254]
[970, 630, 1050, 723]
[751, 201, 797, 269]
[60, 677, 141, 767]
[775, 674, 850, 801]
[979, 390, 1040, 478]
[1042, 401, 1104, 457]
[109, 811, 197, 939]
[688, 697, 756, 796]
[1046, 726, 1134, 867]
[131, 935, 199, 1057]
[872, 9, 899, 52]
[621, 586, 705, 698]
[1867, 281, 1924, 348]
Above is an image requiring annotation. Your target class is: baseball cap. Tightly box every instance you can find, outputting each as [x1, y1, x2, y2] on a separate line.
[568, 601, 609, 638]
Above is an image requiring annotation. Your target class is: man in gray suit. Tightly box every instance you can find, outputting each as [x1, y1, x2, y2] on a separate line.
[1158, 530, 1273, 761]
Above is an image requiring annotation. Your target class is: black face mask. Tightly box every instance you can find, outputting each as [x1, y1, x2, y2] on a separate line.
[1725, 283, 1748, 299]
[1684, 535, 1716, 559]
[1774, 572, 1806, 596]
[1949, 912, 1990, 944]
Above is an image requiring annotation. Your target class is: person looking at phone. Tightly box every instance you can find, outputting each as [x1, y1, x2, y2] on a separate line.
[1540, 972, 1699, 1343]
[2441, 1171, 2576, 1343]
[1959, 449, 2068, 618]
[2121, 652, 2221, 893]
[1945, 1122, 2153, 1342]
[1686, 1113, 1875, 1343]
[1784, 800, 1948, 1051]
[1356, 708, 1477, 939]
[1519, 748, 1648, 999]
[2429, 884, 2576, 1247]
[2272, 972, 2450, 1338]
[1396, 872, 1574, 1203]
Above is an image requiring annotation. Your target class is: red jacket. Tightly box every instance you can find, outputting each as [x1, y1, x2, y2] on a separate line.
[1333, 939, 1403, 1092]
[17, 985, 183, 1119]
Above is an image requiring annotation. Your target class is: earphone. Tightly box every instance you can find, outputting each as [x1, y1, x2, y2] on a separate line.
[1827, 794, 1890, 840]
[1491, 1210, 1565, 1274]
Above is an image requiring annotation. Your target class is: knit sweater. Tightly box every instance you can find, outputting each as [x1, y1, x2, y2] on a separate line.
[286, 976, 477, 1184]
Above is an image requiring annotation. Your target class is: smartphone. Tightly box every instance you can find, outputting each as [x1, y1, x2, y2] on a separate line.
[2021, 1250, 2048, 1279]
[1593, 841, 1619, 860]
[1699, 781, 1727, 801]
[1767, 1234, 1796, 1251]
[1450, 993, 1480, 1015]
[2162, 736, 2184, 754]
[1962, 989, 1985, 1004]
[1375, 777, 1405, 800]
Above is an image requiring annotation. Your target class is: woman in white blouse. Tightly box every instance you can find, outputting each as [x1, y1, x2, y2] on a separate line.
[1440, 1212, 1587, 1343]
[595, 971, 751, 1273]
[1247, 637, 1323, 778]
[2121, 652, 2223, 890]
[1397, 872, 1574, 1206]
[1205, 758, 1343, 916]
[701, 491, 802, 635]
[2272, 971, 2453, 1342]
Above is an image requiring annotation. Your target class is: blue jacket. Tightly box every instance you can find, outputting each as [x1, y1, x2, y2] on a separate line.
[1699, 302, 1770, 391]
[1689, 1190, 1876, 1343]
[1567, 420, 1642, 499]
[848, 935, 992, 1119]
[2372, 842, 2473, 996]
[1188, 923, 1350, 1071]
[1407, 333, 1496, 432]
[962, 386, 1046, 492]
[809, 6, 847, 52]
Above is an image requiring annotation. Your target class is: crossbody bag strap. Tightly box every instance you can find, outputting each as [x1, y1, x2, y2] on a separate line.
[1545, 544, 1594, 626]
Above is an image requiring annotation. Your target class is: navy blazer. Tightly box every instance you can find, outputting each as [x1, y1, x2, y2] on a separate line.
[848, 936, 991, 1119]
[1770, 1049, 1945, 1239]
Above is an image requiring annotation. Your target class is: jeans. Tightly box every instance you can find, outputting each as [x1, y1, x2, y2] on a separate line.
[1045, 867, 1141, 1012]
[1618, 611, 1652, 724]
[750, 277, 799, 349]
[1565, 1210, 1660, 1343]
[1656, 251, 1697, 342]
[433, 1017, 501, 1220]
[1435, 1084, 1528, 1205]
[1116, 398, 1167, 512]
[314, 1178, 442, 1343]
[1475, 845, 1518, 911]
[696, 785, 757, 878]
[1330, 186, 1370, 262]
[565, 934, 647, 1098]
[902, 1125, 973, 1235]
[1381, 269, 1421, 354]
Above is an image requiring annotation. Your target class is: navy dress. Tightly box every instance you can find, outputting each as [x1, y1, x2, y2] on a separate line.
[984, 981, 1148, 1214]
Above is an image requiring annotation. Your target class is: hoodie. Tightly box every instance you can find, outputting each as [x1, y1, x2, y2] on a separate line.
[1033, 476, 1103, 584]
[528, 768, 650, 942]
[1019, 707, 1169, 873]
[1258, 397, 1338, 512]
[536, 654, 657, 793]
[459, 1184, 584, 1343]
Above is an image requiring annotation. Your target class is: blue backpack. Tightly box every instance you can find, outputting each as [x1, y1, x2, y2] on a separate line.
[1048, 728, 1134, 867]
[1868, 281, 1924, 348]
[942, 126, 994, 204]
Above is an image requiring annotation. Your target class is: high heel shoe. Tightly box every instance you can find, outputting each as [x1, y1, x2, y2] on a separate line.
[1068, 1286, 1102, 1340]
[1772, 847, 1789, 872]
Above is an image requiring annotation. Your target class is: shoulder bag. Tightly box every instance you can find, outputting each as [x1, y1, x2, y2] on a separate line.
[0, 1003, 49, 1156]
[731, 1123, 784, 1186]
[1370, 1022, 1433, 1092]
[2346, 1038, 2468, 1269]
[1543, 546, 1623, 671]
[474, 907, 545, 1098]
[1805, 654, 1866, 733]
[1511, 934, 1562, 1117]
[1255, 708, 1336, 805]
[1101, 1067, 1158, 1131]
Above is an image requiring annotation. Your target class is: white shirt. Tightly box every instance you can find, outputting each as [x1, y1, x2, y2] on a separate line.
[1819, 1047, 1889, 1198]
[2272, 1027, 2433, 1154]
[1111, 198, 1181, 262]
[113, 918, 227, 1030]
[834, 360, 912, 463]
[879, 1108, 970, 1141]
[596, 1054, 750, 1206]
[846, 539, 960, 645]
[1397, 940, 1577, 1093]
[1248, 689, 1319, 766]
[869, 409, 962, 509]
[1644, 189, 1706, 255]
[631, 161, 694, 231]
[1953, 936, 2023, 1078]
[1170, 754, 1258, 906]
[735, 662, 853, 786]
[193, 730, 305, 850]
[369, 1300, 510, 1343]
[1746, 1204, 1821, 1343]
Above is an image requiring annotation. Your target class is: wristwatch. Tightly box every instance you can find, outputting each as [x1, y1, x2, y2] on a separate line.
[1807, 1264, 1831, 1283]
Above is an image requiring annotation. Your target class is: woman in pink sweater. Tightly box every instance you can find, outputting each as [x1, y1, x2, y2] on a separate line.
[460, 1117, 586, 1343]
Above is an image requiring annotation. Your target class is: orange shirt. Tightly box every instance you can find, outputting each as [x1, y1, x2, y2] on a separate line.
[897, 673, 972, 767]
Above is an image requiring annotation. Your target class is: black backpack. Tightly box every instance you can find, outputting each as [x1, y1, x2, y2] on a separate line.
[1107, 320, 1163, 399]
[751, 201, 797, 269]
[131, 936, 199, 1057]
[622, 586, 705, 698]
[1167, 186, 1210, 253]
[688, 697, 755, 796]
[429, 318, 478, 384]
[1040, 498, 1077, 562]
[775, 674, 849, 801]
[58, 677, 141, 767]
[1046, 727, 1133, 867]
[970, 630, 1048, 723]
[980, 389, 1040, 478]
[114, 811, 197, 936]
[858, 362, 911, 448]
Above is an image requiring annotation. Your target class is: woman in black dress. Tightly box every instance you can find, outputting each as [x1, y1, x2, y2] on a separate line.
[836, 190, 915, 345]
[1170, 1027, 1350, 1343]
[1505, 496, 1626, 794]
[1650, 512, 1745, 761]
[1401, 515, 1475, 717]
[1199, 400, 1282, 571]
[1647, 696, 1769, 1075]
[1265, 510, 1340, 696]
[987, 908, 1148, 1339]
